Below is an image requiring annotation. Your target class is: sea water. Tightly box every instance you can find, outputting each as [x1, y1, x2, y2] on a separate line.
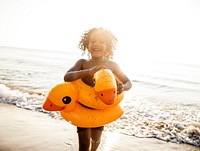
[0, 46, 199, 147]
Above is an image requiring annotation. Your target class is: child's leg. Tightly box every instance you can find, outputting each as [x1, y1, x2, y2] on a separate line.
[77, 127, 90, 151]
[90, 126, 104, 151]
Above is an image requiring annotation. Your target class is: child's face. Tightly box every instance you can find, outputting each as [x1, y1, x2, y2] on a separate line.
[88, 30, 107, 59]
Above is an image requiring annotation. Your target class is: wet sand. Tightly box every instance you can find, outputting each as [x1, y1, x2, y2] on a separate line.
[0, 103, 199, 151]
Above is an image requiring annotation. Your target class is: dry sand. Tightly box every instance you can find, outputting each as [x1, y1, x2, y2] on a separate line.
[0, 103, 199, 151]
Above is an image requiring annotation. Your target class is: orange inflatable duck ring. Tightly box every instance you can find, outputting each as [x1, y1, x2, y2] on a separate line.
[43, 69, 124, 128]
[73, 69, 124, 109]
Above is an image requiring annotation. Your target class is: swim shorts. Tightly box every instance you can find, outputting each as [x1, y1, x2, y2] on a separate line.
[77, 126, 104, 133]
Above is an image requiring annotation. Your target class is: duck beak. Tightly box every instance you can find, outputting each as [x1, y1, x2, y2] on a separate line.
[43, 97, 65, 111]
[95, 88, 116, 105]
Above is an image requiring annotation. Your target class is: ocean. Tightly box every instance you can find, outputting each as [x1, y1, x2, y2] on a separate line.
[0, 46, 199, 147]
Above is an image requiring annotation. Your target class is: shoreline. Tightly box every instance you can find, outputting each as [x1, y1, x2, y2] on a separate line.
[0, 103, 199, 151]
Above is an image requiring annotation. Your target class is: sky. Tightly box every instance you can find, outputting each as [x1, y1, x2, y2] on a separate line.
[0, 0, 200, 66]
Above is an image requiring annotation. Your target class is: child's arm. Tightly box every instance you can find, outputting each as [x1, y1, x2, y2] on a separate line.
[64, 59, 88, 82]
[64, 59, 106, 82]
[113, 62, 132, 93]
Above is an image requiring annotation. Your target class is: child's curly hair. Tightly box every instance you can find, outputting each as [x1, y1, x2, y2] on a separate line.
[78, 27, 117, 60]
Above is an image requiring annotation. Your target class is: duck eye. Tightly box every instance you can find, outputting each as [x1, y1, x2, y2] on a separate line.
[62, 96, 71, 104]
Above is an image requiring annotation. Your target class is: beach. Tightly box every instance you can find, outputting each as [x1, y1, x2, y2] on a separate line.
[1, 0, 200, 150]
[0, 47, 200, 150]
[0, 103, 199, 151]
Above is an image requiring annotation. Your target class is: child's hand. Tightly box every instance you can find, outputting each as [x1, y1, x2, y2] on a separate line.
[88, 65, 107, 76]
[117, 82, 124, 94]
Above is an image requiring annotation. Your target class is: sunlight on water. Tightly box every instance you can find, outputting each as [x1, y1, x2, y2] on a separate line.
[0, 47, 200, 147]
